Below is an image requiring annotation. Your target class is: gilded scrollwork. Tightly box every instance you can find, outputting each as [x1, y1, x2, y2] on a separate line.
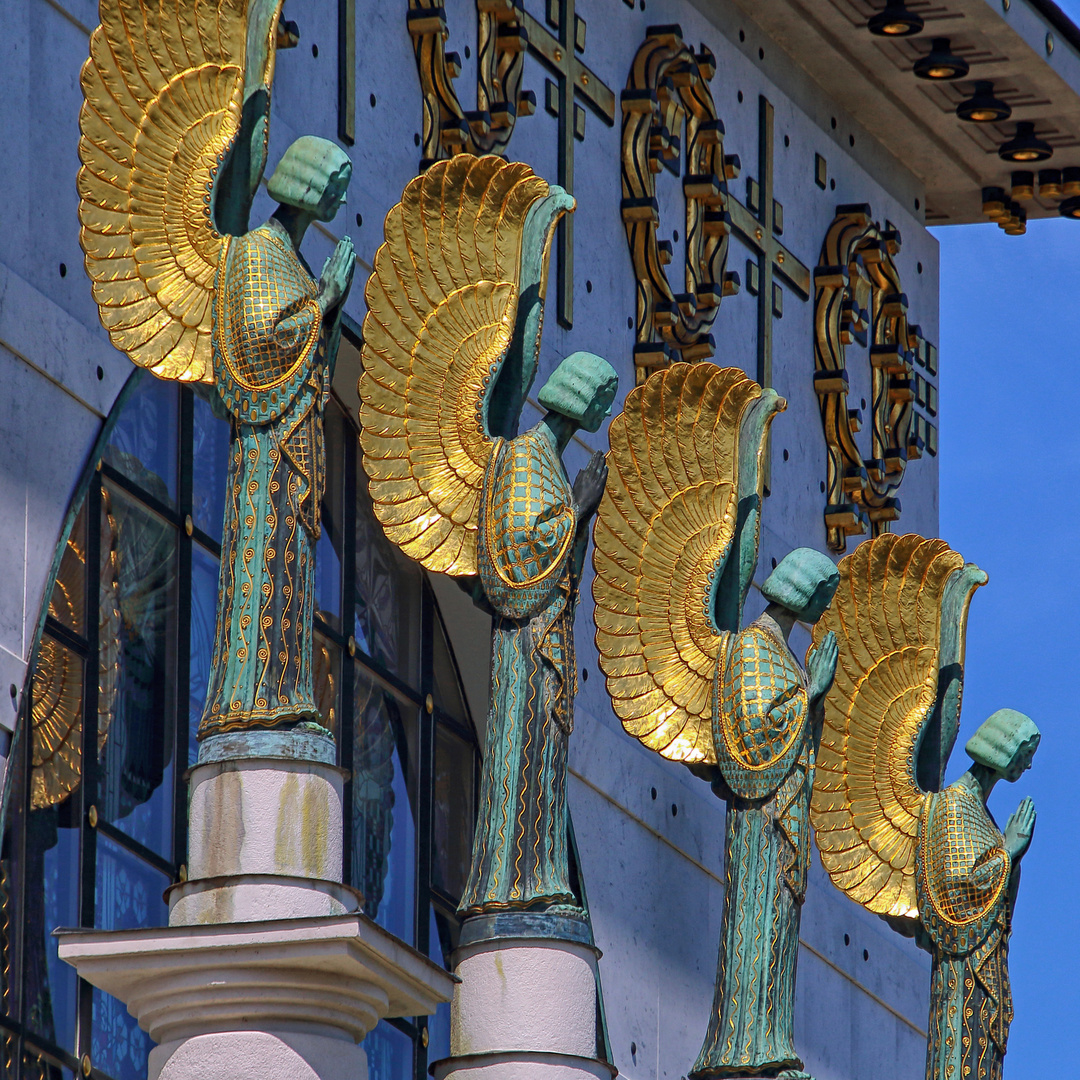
[620, 26, 740, 384]
[407, 0, 535, 169]
[813, 205, 938, 553]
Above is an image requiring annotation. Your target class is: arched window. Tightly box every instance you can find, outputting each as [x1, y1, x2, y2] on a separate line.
[0, 350, 481, 1080]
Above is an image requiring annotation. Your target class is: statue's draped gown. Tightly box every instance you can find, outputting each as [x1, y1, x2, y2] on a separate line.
[694, 616, 814, 1078]
[459, 423, 580, 915]
[200, 224, 332, 738]
[917, 777, 1014, 1080]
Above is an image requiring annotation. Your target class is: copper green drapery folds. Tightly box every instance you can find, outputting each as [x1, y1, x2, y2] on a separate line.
[693, 618, 814, 1079]
[199, 226, 334, 739]
[458, 426, 582, 915]
[918, 779, 1014, 1080]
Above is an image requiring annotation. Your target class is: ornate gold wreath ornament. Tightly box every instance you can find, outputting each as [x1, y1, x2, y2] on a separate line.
[620, 26, 741, 384]
[407, 0, 535, 168]
[813, 205, 938, 553]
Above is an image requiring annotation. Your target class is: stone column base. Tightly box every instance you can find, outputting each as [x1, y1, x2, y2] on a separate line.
[433, 913, 616, 1080]
[57, 913, 455, 1080]
[432, 1049, 614, 1080]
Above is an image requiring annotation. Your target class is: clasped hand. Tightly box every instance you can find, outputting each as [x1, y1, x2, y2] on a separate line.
[573, 451, 608, 521]
[318, 236, 356, 313]
[806, 630, 838, 705]
[1004, 796, 1036, 863]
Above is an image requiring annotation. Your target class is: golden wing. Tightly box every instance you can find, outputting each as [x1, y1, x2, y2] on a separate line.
[359, 156, 556, 576]
[31, 501, 120, 810]
[810, 533, 985, 918]
[592, 363, 776, 764]
[77, 0, 282, 383]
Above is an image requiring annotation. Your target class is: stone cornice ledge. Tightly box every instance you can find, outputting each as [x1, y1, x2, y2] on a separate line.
[56, 913, 456, 1045]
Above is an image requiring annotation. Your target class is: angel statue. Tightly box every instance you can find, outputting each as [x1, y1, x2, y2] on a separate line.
[358, 155, 618, 916]
[77, 0, 357, 739]
[592, 362, 840, 1078]
[810, 533, 1039, 1080]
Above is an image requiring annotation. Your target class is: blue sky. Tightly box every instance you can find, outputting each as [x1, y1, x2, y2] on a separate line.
[935, 211, 1080, 1073]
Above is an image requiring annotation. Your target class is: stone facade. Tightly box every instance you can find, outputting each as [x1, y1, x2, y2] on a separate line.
[3, 0, 1078, 1078]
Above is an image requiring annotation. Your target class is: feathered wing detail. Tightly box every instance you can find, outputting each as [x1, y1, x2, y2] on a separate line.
[592, 363, 776, 764]
[810, 533, 985, 918]
[359, 156, 555, 576]
[77, 0, 283, 383]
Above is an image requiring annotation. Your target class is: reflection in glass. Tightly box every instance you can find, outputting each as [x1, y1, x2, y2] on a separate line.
[103, 374, 178, 505]
[432, 723, 475, 902]
[427, 906, 453, 1065]
[91, 831, 169, 1080]
[313, 632, 340, 739]
[364, 1019, 413, 1080]
[353, 665, 414, 946]
[354, 461, 420, 684]
[21, 1045, 73, 1080]
[315, 404, 347, 629]
[0, 732, 25, 1026]
[94, 833, 170, 933]
[190, 392, 230, 542]
[432, 616, 468, 725]
[93, 987, 151, 1080]
[0, 1034, 15, 1080]
[46, 503, 86, 637]
[99, 485, 177, 858]
[29, 633, 86, 814]
[188, 546, 220, 770]
[91, 833, 167, 1080]
[315, 529, 342, 630]
[23, 805, 80, 1053]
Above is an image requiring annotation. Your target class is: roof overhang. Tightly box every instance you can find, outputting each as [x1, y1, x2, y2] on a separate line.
[724, 0, 1080, 226]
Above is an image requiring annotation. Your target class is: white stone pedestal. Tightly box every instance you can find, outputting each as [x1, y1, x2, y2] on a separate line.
[58, 729, 454, 1080]
[432, 913, 615, 1080]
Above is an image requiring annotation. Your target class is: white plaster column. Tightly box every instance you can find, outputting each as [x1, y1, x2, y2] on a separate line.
[59, 729, 454, 1080]
[433, 913, 615, 1080]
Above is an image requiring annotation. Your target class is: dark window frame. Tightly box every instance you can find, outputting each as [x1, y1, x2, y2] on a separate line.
[0, 353, 482, 1080]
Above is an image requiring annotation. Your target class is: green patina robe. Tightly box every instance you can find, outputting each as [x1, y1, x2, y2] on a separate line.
[199, 224, 333, 739]
[917, 779, 1014, 1080]
[694, 617, 813, 1079]
[459, 424, 581, 916]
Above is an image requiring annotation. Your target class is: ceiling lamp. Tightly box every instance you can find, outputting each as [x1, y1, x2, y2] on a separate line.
[868, 2, 924, 36]
[914, 38, 969, 80]
[956, 81, 1011, 123]
[998, 121, 1053, 163]
[1060, 195, 1080, 218]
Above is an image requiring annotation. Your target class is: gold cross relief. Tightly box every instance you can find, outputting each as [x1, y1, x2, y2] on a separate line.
[621, 26, 809, 397]
[407, 0, 615, 328]
[734, 96, 810, 392]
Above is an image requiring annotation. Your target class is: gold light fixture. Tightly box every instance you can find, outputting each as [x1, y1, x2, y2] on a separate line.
[1060, 170, 1080, 217]
[868, 2, 924, 36]
[1039, 169, 1063, 199]
[1060, 195, 1080, 218]
[1011, 171, 1034, 200]
[914, 38, 969, 80]
[956, 81, 1011, 123]
[998, 121, 1053, 163]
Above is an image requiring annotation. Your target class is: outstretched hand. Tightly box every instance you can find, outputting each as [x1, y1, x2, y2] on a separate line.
[807, 630, 838, 706]
[572, 450, 608, 522]
[1004, 796, 1036, 863]
[318, 236, 356, 313]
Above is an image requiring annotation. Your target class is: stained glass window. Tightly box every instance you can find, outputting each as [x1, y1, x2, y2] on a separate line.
[0, 335, 483, 1080]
